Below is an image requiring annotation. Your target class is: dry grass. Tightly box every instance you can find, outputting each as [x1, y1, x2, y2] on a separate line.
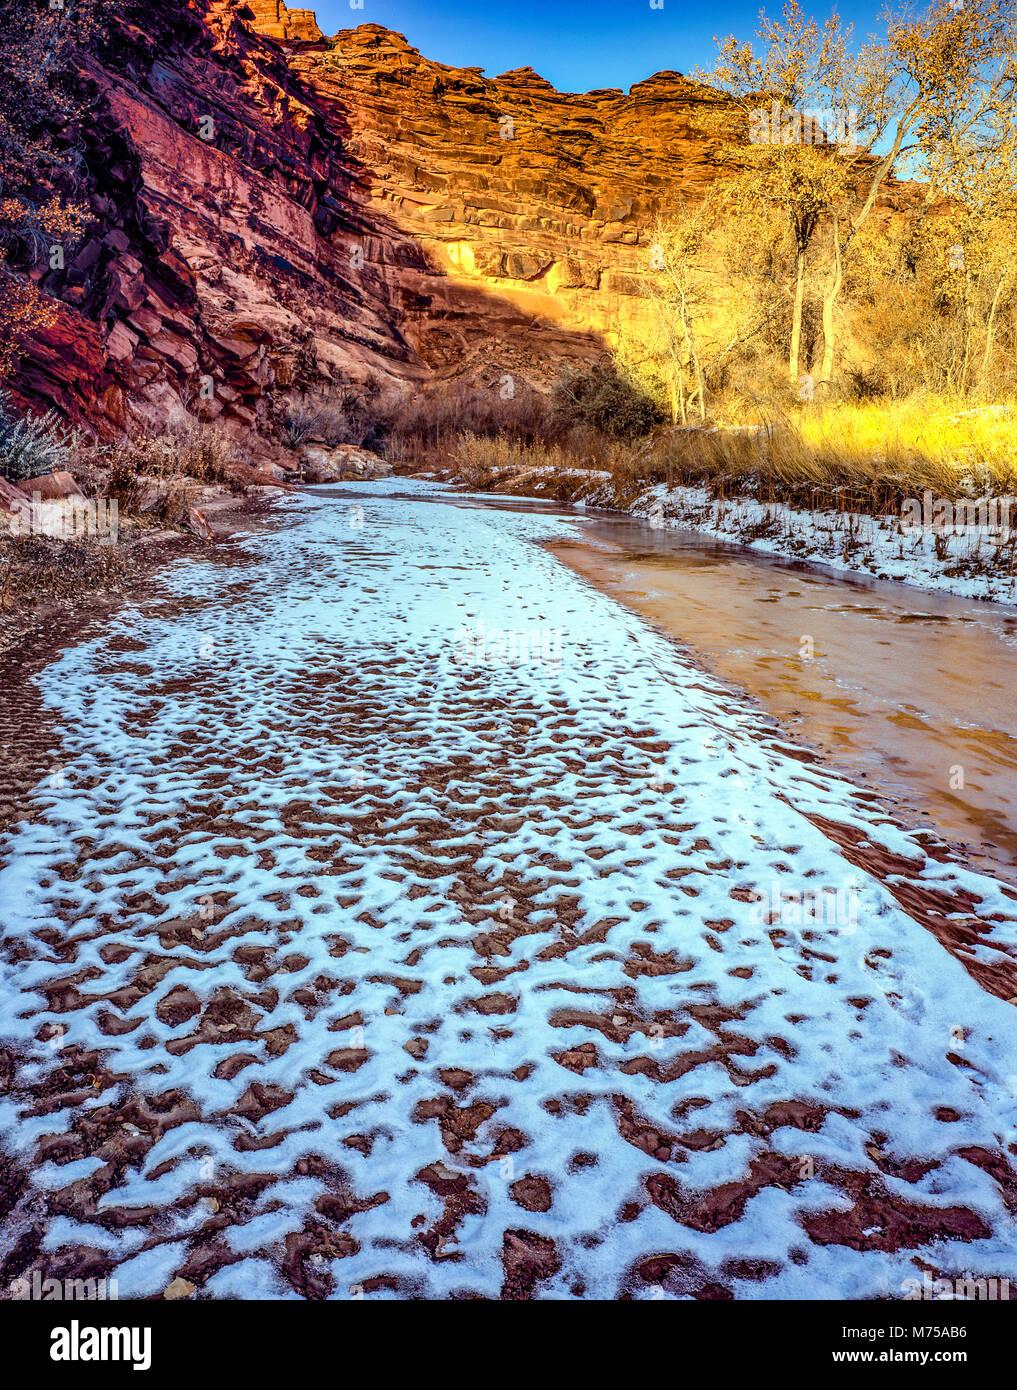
[0, 533, 129, 607]
[454, 434, 575, 490]
[632, 397, 1017, 512]
[446, 393, 1017, 522]
[386, 383, 553, 467]
[452, 432, 634, 498]
[78, 422, 239, 491]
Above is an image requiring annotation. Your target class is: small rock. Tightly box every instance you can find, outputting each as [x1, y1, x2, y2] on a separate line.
[15, 470, 85, 502]
[185, 506, 214, 540]
[163, 1277, 197, 1301]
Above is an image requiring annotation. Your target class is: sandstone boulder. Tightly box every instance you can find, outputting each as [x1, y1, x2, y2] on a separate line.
[300, 447, 342, 483]
[131, 475, 223, 526]
[15, 471, 86, 502]
[226, 460, 295, 490]
[133, 477, 183, 516]
[301, 444, 392, 481]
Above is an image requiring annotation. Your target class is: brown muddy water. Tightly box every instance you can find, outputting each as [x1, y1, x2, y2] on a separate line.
[418, 489, 1017, 886]
[560, 516, 1017, 883]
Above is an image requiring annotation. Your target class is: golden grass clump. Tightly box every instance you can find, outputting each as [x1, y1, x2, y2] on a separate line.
[452, 432, 635, 501]
[635, 397, 1017, 513]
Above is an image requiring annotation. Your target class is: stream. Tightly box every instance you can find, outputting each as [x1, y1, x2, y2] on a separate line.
[421, 487, 1017, 886]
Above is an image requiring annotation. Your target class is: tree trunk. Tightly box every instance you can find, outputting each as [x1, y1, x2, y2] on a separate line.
[693, 347, 707, 422]
[981, 271, 1008, 384]
[789, 244, 806, 385]
[682, 309, 707, 422]
[960, 271, 974, 394]
[819, 217, 843, 384]
[818, 113, 915, 384]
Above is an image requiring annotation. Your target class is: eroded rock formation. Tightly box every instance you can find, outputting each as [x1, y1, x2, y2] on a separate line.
[246, 0, 322, 43]
[8, 1, 918, 452]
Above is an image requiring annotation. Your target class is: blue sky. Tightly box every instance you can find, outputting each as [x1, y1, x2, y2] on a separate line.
[312, 0, 890, 93]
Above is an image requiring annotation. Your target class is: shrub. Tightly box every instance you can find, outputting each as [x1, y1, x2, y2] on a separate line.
[280, 383, 382, 451]
[100, 448, 146, 512]
[0, 532, 128, 610]
[0, 260, 59, 380]
[75, 422, 239, 509]
[100, 422, 236, 483]
[0, 392, 73, 481]
[167, 420, 236, 482]
[281, 400, 318, 449]
[550, 362, 664, 441]
[384, 381, 554, 465]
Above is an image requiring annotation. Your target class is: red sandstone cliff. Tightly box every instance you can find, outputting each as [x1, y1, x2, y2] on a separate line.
[246, 0, 322, 42]
[8, 1, 918, 450]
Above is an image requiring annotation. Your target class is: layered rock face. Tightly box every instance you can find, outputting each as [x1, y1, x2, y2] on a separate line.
[14, 2, 416, 443]
[286, 24, 747, 382]
[246, 0, 322, 42]
[9, 2, 916, 449]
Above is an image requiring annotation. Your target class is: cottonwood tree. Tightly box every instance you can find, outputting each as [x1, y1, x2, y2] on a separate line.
[815, 0, 1017, 384]
[840, 202, 1015, 395]
[621, 199, 777, 420]
[638, 208, 711, 424]
[697, 0, 852, 388]
[702, 0, 1017, 389]
[721, 147, 847, 387]
[922, 100, 1017, 390]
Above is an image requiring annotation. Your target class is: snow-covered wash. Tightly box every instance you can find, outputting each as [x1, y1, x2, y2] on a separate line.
[0, 479, 1016, 1300]
[451, 616, 564, 667]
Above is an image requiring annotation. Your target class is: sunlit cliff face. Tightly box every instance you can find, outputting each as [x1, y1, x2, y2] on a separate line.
[282, 21, 741, 363]
[246, 0, 324, 43]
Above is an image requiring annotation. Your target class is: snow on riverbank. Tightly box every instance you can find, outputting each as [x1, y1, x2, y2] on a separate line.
[632, 484, 1017, 605]
[439, 465, 1017, 606]
[1, 478, 1016, 1300]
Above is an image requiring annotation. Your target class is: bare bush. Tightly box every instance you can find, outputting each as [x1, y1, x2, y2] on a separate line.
[279, 382, 382, 450]
[280, 401, 318, 449]
[0, 532, 128, 609]
[80, 422, 237, 491]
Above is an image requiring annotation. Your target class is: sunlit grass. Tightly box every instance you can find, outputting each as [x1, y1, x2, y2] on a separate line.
[448, 396, 1017, 517]
[452, 432, 632, 496]
[632, 396, 1017, 511]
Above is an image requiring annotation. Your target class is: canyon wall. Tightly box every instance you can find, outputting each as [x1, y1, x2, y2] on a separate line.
[10, 1, 917, 452]
[291, 23, 747, 380]
[246, 0, 323, 42]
